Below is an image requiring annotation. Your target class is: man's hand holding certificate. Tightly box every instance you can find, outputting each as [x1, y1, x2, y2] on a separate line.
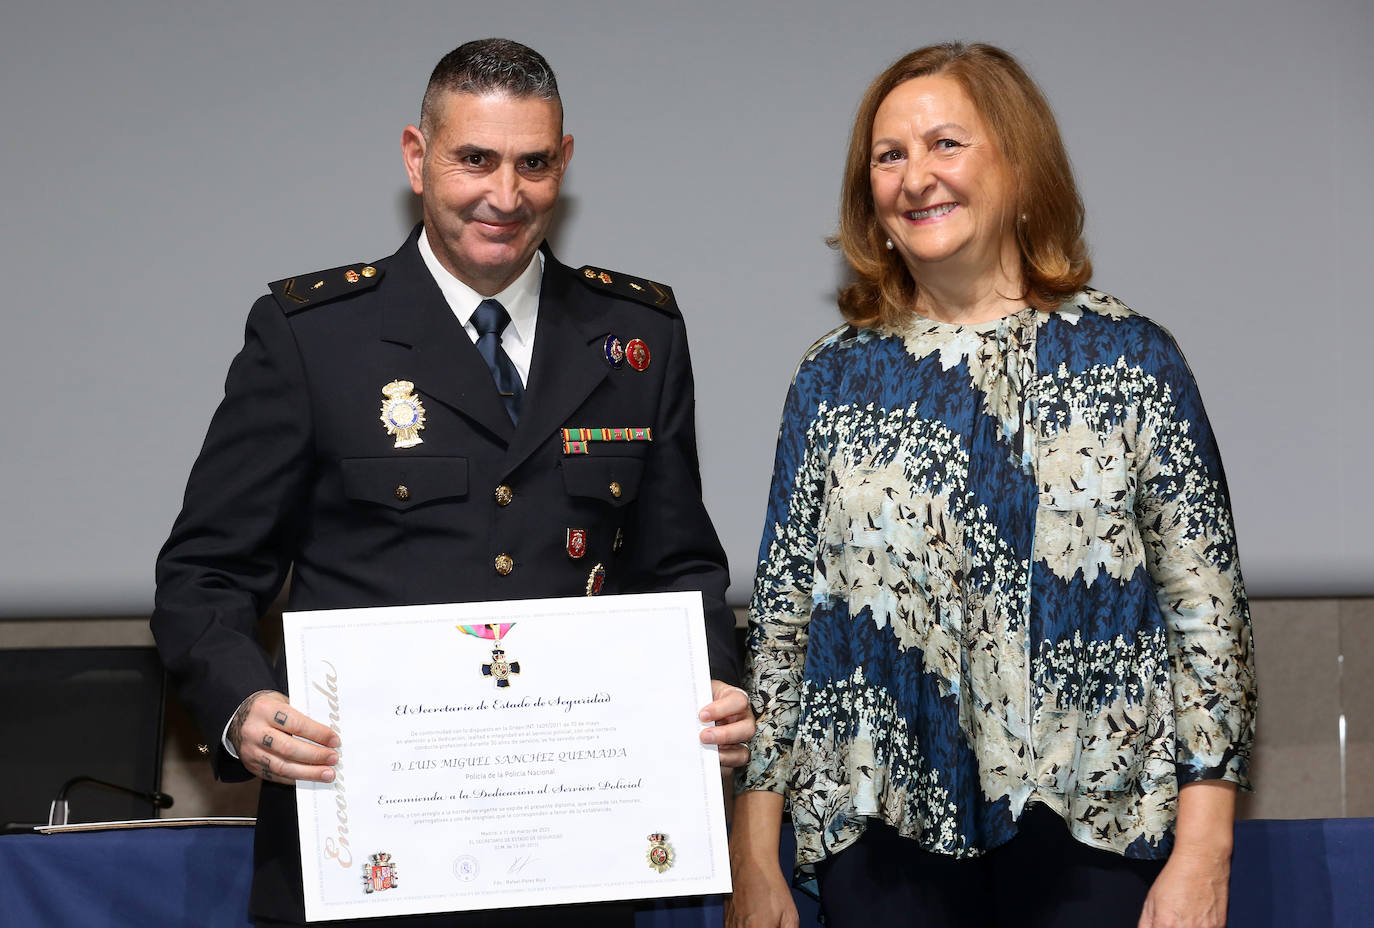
[283, 592, 734, 922]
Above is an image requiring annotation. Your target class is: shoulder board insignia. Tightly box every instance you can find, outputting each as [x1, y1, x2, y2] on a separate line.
[577, 265, 678, 316]
[268, 262, 383, 313]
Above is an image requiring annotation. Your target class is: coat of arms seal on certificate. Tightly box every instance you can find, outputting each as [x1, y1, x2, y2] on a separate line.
[362, 852, 399, 893]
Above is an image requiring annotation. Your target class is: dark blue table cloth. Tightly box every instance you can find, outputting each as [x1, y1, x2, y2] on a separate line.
[1, 819, 1369, 926]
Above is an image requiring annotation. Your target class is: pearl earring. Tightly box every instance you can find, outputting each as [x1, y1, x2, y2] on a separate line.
[885, 238, 894, 250]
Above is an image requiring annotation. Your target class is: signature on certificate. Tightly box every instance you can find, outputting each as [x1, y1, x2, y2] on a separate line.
[508, 855, 538, 875]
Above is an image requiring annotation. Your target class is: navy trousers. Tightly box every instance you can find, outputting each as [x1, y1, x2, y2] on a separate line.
[815, 805, 1166, 928]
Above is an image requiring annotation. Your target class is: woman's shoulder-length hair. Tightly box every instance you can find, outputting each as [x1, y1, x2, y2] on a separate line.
[832, 42, 1092, 327]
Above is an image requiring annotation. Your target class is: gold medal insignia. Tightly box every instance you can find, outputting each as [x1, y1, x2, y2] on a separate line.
[459, 623, 521, 687]
[379, 380, 426, 448]
[484, 646, 520, 687]
[646, 833, 674, 873]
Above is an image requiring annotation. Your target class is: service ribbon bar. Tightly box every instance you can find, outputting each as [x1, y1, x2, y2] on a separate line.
[561, 427, 654, 455]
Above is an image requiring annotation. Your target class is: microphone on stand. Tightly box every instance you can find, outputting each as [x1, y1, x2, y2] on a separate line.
[47, 776, 174, 826]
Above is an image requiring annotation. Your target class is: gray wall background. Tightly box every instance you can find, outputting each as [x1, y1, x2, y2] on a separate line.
[3, 0, 1370, 616]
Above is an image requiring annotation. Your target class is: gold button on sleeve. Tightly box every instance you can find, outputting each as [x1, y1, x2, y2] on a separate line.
[494, 554, 514, 575]
[395, 485, 410, 501]
[609, 481, 622, 498]
[494, 485, 513, 506]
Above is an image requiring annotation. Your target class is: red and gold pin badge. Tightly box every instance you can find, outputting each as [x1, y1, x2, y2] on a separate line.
[566, 528, 587, 560]
[626, 338, 650, 372]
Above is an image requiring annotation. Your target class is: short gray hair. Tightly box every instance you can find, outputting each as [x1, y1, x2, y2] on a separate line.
[420, 38, 561, 135]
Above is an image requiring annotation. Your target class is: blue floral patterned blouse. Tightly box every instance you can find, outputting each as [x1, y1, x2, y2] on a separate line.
[740, 290, 1256, 880]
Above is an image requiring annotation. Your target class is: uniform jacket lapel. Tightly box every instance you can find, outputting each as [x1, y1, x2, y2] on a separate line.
[503, 247, 611, 472]
[378, 229, 517, 444]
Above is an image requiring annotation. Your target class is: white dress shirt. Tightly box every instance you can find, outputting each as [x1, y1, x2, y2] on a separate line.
[418, 228, 540, 386]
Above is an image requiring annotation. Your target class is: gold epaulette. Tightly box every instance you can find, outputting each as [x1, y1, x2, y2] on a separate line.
[268, 262, 383, 313]
[576, 265, 679, 316]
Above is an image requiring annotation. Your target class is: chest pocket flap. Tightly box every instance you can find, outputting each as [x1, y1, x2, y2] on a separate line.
[561, 456, 644, 507]
[341, 457, 469, 510]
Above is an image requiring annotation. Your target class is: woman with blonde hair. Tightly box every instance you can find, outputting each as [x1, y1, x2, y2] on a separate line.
[728, 42, 1255, 928]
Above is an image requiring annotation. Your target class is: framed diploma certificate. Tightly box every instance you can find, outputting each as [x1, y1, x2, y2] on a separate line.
[283, 591, 731, 922]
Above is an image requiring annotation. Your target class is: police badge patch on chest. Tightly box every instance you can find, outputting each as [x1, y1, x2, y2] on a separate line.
[379, 380, 426, 448]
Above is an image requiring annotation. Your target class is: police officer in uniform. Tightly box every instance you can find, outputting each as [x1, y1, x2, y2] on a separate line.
[152, 38, 751, 927]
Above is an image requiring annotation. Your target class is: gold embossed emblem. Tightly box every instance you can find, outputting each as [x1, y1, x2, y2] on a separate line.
[361, 265, 377, 278]
[598, 271, 613, 284]
[379, 380, 426, 448]
[646, 833, 674, 873]
[345, 269, 360, 283]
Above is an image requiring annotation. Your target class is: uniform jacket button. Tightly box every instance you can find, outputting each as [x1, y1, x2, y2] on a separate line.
[494, 554, 514, 575]
[609, 481, 622, 498]
[494, 485, 513, 506]
[395, 485, 410, 501]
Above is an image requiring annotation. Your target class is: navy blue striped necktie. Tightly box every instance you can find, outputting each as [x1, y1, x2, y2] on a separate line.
[471, 298, 524, 424]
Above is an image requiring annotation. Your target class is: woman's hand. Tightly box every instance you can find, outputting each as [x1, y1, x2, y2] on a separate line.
[1136, 849, 1229, 928]
[1137, 779, 1237, 928]
[700, 680, 756, 769]
[727, 790, 797, 928]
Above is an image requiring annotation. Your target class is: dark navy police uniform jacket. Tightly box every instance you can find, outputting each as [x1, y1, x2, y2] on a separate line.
[152, 226, 737, 922]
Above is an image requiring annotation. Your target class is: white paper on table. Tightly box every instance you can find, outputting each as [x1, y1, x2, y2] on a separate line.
[283, 591, 730, 922]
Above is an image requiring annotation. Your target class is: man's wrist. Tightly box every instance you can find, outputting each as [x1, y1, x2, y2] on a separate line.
[223, 689, 276, 758]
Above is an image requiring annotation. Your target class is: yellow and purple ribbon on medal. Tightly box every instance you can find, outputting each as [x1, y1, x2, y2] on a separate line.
[561, 427, 653, 455]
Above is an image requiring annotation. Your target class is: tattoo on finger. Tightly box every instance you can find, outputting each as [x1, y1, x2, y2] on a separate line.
[273, 710, 289, 726]
[262, 733, 274, 748]
[227, 689, 273, 754]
